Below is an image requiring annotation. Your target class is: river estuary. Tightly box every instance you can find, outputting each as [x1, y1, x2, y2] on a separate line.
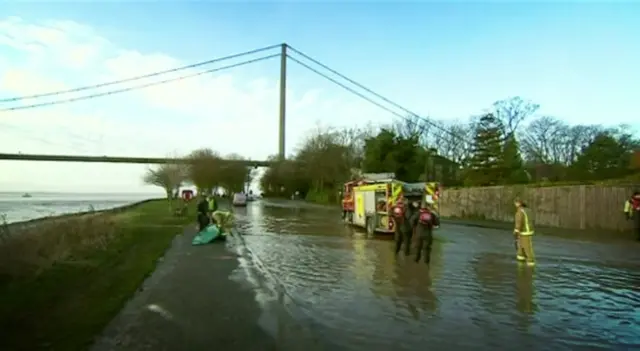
[230, 199, 640, 350]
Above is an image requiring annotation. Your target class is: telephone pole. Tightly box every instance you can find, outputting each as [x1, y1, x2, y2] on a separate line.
[278, 43, 287, 160]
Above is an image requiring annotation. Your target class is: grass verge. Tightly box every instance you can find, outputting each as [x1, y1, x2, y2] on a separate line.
[0, 199, 196, 351]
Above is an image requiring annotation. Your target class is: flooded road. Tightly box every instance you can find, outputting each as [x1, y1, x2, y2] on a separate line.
[229, 199, 640, 351]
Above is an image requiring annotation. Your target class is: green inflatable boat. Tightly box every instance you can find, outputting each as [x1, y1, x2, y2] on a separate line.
[192, 210, 235, 246]
[192, 224, 226, 245]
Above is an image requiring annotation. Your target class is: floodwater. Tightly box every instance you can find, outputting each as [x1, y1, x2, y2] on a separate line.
[230, 199, 640, 350]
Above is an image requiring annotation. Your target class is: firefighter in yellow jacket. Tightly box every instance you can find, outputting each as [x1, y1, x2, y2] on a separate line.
[514, 199, 535, 266]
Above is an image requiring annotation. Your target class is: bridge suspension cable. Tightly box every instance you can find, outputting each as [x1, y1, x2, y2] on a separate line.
[1, 43, 468, 161]
[285, 55, 406, 122]
[0, 53, 280, 112]
[286, 46, 467, 144]
[0, 44, 281, 104]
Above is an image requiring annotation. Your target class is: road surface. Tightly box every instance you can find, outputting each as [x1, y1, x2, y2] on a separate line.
[92, 199, 640, 351]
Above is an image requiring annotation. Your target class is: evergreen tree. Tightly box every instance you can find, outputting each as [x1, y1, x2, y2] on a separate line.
[362, 128, 424, 182]
[466, 113, 506, 185]
[502, 135, 529, 184]
[570, 133, 633, 181]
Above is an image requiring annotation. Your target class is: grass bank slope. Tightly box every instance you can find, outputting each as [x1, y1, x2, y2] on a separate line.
[0, 199, 195, 351]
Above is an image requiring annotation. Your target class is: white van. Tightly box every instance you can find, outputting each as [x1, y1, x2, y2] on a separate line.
[232, 193, 247, 207]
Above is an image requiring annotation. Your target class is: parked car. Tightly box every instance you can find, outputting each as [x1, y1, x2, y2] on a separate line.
[232, 193, 248, 207]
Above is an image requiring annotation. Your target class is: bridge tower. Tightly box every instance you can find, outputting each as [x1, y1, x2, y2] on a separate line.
[278, 43, 287, 161]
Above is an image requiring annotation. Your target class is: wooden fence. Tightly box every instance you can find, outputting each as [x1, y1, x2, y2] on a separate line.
[439, 184, 638, 231]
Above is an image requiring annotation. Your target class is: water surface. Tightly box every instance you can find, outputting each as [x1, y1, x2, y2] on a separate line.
[0, 192, 157, 223]
[230, 199, 640, 350]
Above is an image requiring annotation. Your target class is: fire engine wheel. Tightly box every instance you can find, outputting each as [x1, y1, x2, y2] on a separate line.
[366, 216, 376, 235]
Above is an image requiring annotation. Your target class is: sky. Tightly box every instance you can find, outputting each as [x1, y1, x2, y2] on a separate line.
[0, 1, 638, 193]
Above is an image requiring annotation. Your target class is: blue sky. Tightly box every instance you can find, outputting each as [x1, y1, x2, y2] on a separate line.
[0, 2, 638, 192]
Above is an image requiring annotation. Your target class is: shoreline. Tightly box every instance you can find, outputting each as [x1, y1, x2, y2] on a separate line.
[1, 197, 162, 233]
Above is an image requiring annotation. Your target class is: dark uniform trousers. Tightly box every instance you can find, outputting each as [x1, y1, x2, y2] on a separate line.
[414, 225, 433, 264]
[394, 217, 413, 255]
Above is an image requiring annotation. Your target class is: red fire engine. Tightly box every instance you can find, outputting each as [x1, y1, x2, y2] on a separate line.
[181, 189, 194, 202]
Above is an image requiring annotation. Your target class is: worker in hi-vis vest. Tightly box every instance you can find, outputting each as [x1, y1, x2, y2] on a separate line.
[623, 191, 640, 240]
[207, 195, 218, 224]
[514, 199, 535, 266]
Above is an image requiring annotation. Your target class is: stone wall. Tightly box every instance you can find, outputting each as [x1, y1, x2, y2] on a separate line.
[439, 184, 638, 231]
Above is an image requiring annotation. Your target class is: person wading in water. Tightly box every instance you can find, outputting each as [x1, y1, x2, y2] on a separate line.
[623, 191, 640, 240]
[514, 199, 535, 266]
[411, 199, 440, 264]
[392, 197, 414, 256]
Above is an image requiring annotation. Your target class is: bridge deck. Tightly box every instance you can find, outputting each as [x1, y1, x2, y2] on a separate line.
[0, 153, 271, 167]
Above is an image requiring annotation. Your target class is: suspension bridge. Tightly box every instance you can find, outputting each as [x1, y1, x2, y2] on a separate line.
[0, 43, 452, 167]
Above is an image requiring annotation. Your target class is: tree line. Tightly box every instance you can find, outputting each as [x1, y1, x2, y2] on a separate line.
[142, 148, 256, 209]
[261, 96, 640, 203]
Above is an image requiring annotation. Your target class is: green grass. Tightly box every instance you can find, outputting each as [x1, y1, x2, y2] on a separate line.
[0, 199, 195, 351]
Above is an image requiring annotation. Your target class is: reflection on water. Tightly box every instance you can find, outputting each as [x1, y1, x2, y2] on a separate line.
[516, 264, 536, 314]
[230, 199, 640, 350]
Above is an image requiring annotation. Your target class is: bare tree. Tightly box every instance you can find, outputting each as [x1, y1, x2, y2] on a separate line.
[605, 124, 640, 152]
[334, 126, 373, 170]
[143, 162, 187, 210]
[563, 124, 603, 165]
[521, 116, 606, 166]
[188, 148, 221, 195]
[493, 96, 540, 136]
[392, 114, 473, 164]
[259, 155, 304, 195]
[393, 114, 431, 142]
[424, 119, 473, 165]
[520, 116, 566, 163]
[219, 153, 252, 193]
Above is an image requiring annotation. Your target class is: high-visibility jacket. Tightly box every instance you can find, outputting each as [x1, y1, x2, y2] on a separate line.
[208, 198, 217, 212]
[624, 198, 640, 211]
[514, 208, 534, 236]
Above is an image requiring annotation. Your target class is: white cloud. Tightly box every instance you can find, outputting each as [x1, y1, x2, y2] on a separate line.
[0, 16, 393, 193]
[0, 16, 110, 69]
[1, 68, 68, 96]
